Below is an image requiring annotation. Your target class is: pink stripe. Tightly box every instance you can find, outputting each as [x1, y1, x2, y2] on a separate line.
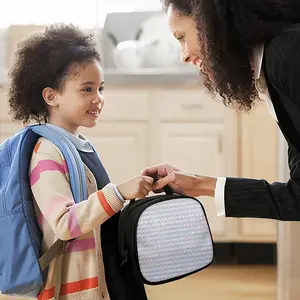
[37, 212, 45, 226]
[68, 205, 82, 238]
[42, 195, 74, 219]
[65, 238, 96, 253]
[62, 160, 68, 172]
[30, 160, 67, 186]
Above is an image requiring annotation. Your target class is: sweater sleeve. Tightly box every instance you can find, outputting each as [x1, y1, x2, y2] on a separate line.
[29, 138, 124, 241]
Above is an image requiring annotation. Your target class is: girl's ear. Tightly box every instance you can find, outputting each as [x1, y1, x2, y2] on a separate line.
[42, 87, 58, 107]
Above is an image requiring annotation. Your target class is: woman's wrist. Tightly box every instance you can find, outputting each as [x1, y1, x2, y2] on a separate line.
[195, 175, 217, 197]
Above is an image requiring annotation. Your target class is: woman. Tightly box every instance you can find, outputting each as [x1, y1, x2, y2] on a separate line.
[142, 0, 300, 221]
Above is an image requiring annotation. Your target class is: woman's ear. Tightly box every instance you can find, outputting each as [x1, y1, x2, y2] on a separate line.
[42, 87, 58, 107]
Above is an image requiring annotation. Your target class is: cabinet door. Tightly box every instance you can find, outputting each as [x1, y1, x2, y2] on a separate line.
[0, 86, 10, 122]
[80, 122, 148, 185]
[158, 122, 232, 241]
[0, 121, 148, 185]
[237, 103, 278, 242]
[0, 123, 23, 142]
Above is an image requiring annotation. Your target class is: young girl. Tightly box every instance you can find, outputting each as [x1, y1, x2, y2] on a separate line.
[7, 24, 153, 300]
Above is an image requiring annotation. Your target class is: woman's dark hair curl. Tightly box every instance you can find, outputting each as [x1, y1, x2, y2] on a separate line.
[161, 0, 300, 111]
[8, 23, 101, 124]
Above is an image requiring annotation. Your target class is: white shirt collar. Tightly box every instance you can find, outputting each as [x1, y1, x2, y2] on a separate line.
[45, 123, 94, 153]
[252, 43, 265, 80]
[252, 43, 278, 122]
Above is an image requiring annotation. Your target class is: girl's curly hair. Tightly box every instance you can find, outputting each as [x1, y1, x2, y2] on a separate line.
[161, 0, 300, 111]
[8, 23, 101, 124]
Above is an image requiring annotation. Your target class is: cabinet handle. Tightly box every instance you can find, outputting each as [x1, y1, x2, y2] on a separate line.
[218, 135, 223, 153]
[181, 103, 203, 110]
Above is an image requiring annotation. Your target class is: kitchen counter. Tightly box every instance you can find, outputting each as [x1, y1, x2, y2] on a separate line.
[103, 67, 200, 86]
[0, 68, 201, 87]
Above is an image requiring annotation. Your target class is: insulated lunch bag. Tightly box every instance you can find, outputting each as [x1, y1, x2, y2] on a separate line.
[118, 187, 214, 285]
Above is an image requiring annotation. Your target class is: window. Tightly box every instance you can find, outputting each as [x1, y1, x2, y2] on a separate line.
[0, 0, 162, 28]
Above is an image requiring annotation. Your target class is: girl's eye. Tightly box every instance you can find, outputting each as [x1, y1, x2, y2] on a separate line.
[99, 86, 104, 92]
[83, 87, 92, 92]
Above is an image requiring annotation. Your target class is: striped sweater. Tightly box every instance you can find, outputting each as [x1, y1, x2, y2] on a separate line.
[29, 137, 124, 300]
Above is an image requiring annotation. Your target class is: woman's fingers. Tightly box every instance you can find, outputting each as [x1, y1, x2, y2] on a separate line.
[153, 172, 176, 190]
[141, 164, 179, 177]
[141, 165, 161, 176]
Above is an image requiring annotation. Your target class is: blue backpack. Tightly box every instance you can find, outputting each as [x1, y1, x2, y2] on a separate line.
[0, 124, 88, 298]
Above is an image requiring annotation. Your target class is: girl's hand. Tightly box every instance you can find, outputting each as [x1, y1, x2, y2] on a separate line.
[117, 176, 154, 200]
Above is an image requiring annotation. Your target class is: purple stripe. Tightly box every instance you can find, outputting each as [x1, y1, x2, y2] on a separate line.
[65, 238, 96, 253]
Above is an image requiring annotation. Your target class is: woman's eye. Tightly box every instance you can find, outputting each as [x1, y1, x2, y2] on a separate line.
[83, 87, 92, 92]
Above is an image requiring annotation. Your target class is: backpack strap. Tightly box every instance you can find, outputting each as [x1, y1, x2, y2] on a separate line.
[38, 239, 67, 299]
[31, 125, 88, 298]
[39, 240, 64, 272]
[31, 125, 88, 203]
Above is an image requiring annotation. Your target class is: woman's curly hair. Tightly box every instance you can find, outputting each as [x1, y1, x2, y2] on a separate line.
[161, 0, 300, 111]
[8, 23, 101, 124]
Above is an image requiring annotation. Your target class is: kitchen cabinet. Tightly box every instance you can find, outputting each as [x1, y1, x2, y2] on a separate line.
[236, 102, 278, 243]
[81, 87, 279, 243]
[80, 123, 149, 185]
[80, 88, 150, 184]
[152, 88, 238, 241]
[80, 86, 239, 242]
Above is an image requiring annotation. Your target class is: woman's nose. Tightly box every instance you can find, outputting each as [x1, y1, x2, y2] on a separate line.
[182, 50, 191, 63]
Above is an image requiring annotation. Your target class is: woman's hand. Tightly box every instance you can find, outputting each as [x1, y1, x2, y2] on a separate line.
[141, 163, 217, 198]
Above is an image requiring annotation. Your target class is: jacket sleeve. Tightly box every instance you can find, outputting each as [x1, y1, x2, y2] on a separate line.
[30, 138, 124, 240]
[225, 28, 300, 221]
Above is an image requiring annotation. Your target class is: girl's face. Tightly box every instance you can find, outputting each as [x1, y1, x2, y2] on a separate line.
[43, 60, 105, 134]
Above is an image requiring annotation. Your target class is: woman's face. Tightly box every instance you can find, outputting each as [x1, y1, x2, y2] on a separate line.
[167, 4, 203, 70]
